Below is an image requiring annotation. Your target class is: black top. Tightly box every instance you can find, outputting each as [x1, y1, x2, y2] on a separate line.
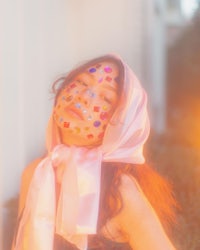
[54, 234, 132, 250]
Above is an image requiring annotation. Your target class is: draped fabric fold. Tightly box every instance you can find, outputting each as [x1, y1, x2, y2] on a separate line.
[14, 157, 56, 250]
[13, 54, 150, 250]
[15, 145, 103, 250]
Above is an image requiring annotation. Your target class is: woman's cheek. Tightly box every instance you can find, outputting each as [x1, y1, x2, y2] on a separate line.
[84, 109, 111, 140]
[84, 120, 107, 141]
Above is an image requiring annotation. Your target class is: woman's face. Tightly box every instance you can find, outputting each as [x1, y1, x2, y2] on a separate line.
[53, 61, 119, 146]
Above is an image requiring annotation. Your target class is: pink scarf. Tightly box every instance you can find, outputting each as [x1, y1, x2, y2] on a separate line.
[14, 55, 150, 250]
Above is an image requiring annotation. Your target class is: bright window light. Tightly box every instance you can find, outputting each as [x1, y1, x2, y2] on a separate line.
[181, 0, 199, 19]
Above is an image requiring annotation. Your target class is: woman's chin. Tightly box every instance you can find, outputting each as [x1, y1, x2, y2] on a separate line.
[60, 132, 102, 148]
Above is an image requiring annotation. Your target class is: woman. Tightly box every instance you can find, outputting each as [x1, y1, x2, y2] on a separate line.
[13, 54, 177, 250]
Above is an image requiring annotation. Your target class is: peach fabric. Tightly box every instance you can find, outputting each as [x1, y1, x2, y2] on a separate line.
[14, 54, 150, 250]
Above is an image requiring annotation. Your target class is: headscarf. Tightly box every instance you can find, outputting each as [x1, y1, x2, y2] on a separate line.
[13, 54, 150, 250]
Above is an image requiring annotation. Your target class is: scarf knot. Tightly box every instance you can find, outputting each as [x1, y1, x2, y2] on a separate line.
[50, 144, 71, 168]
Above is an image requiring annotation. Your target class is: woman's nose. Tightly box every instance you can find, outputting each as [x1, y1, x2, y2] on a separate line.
[77, 89, 96, 104]
[85, 89, 96, 98]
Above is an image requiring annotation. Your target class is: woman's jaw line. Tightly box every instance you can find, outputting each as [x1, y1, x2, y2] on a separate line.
[58, 128, 103, 148]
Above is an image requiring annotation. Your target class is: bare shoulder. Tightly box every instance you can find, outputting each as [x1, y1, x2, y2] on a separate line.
[118, 174, 154, 219]
[117, 174, 176, 250]
[119, 174, 146, 202]
[120, 173, 139, 191]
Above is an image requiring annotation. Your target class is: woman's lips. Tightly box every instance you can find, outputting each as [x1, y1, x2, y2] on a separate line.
[65, 106, 84, 120]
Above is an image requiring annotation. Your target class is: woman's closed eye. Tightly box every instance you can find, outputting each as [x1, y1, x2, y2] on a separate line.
[102, 95, 113, 104]
[76, 79, 88, 87]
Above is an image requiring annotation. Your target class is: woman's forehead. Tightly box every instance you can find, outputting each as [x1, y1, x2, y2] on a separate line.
[75, 60, 119, 84]
[86, 60, 119, 73]
[74, 65, 119, 91]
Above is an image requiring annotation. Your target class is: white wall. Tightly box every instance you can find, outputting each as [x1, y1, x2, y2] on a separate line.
[1, 0, 70, 203]
[66, 0, 147, 77]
